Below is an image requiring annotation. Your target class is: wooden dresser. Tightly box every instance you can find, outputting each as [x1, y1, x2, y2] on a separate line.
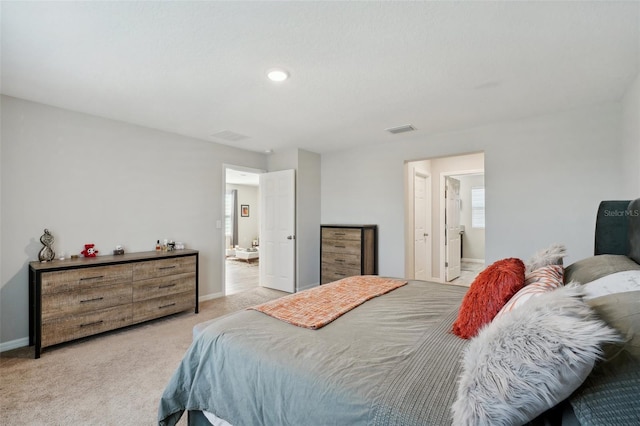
[320, 225, 378, 284]
[29, 249, 198, 358]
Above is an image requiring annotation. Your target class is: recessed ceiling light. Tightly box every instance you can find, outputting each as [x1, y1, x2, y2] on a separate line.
[267, 68, 289, 82]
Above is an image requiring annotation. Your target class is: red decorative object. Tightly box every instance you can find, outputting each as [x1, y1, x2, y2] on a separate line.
[81, 243, 99, 257]
[452, 257, 525, 339]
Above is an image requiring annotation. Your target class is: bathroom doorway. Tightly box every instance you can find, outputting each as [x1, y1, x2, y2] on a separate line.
[404, 152, 485, 286]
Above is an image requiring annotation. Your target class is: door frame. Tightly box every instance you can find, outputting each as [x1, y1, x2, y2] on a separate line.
[404, 162, 438, 281]
[413, 168, 432, 280]
[438, 168, 484, 282]
[222, 164, 265, 296]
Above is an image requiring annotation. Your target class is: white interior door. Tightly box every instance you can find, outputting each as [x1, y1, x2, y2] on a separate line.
[414, 171, 431, 280]
[445, 176, 461, 281]
[259, 169, 296, 293]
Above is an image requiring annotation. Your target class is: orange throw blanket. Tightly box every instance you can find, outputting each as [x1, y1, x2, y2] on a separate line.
[249, 276, 408, 329]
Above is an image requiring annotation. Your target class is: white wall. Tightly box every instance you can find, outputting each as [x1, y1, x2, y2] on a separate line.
[322, 102, 626, 278]
[622, 71, 640, 196]
[227, 184, 259, 249]
[0, 96, 267, 346]
[296, 149, 321, 290]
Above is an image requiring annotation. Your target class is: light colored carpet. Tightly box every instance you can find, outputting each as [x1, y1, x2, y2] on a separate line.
[0, 287, 285, 426]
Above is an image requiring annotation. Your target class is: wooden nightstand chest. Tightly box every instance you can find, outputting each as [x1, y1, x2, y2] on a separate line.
[320, 225, 377, 284]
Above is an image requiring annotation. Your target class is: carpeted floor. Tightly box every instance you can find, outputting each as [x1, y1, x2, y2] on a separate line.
[0, 287, 285, 426]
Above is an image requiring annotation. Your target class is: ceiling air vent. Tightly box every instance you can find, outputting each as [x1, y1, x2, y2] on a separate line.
[210, 130, 250, 142]
[385, 124, 416, 135]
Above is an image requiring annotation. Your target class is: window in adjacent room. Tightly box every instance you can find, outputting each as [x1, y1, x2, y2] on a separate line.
[471, 186, 485, 228]
[225, 192, 233, 237]
[225, 190, 238, 246]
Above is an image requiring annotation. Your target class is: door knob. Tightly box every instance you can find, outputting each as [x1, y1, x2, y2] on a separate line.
[424, 233, 429, 237]
[287, 235, 295, 240]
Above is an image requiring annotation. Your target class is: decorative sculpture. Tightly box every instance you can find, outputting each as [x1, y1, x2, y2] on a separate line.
[38, 229, 56, 262]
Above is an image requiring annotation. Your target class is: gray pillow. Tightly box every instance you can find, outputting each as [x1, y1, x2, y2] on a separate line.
[564, 254, 640, 284]
[451, 284, 620, 426]
[569, 275, 640, 424]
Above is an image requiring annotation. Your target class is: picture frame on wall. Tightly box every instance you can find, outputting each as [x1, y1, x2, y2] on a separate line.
[241, 205, 249, 217]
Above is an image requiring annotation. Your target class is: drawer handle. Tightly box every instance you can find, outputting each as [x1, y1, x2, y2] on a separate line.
[80, 320, 104, 328]
[335, 245, 346, 249]
[80, 297, 104, 303]
[79, 275, 105, 281]
[159, 302, 176, 309]
[158, 283, 177, 289]
[158, 266, 176, 270]
[336, 273, 346, 277]
[336, 259, 345, 263]
[335, 233, 346, 236]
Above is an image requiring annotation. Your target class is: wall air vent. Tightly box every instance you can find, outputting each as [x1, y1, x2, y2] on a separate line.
[385, 124, 416, 135]
[210, 130, 250, 142]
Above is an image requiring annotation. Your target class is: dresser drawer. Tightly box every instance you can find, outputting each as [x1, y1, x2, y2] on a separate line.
[41, 304, 132, 348]
[321, 228, 361, 241]
[321, 238, 362, 255]
[320, 267, 361, 284]
[133, 256, 196, 281]
[42, 283, 132, 321]
[133, 291, 194, 323]
[41, 264, 132, 294]
[133, 272, 195, 302]
[321, 252, 361, 269]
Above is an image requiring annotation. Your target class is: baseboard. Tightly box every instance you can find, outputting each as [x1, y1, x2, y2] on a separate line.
[199, 291, 224, 302]
[462, 258, 485, 264]
[297, 282, 319, 292]
[0, 337, 29, 353]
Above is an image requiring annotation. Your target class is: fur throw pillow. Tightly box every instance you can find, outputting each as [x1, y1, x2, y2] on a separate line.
[451, 284, 620, 426]
[452, 258, 525, 339]
[526, 243, 566, 272]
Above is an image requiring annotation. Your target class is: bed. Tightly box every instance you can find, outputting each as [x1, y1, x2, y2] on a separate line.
[159, 199, 640, 426]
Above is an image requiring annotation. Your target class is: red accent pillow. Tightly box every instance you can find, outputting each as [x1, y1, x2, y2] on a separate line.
[452, 258, 525, 339]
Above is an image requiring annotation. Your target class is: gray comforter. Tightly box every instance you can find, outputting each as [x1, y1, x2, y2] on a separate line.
[158, 281, 468, 426]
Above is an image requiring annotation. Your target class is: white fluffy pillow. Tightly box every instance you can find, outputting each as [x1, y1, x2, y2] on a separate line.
[451, 284, 620, 426]
[526, 243, 566, 273]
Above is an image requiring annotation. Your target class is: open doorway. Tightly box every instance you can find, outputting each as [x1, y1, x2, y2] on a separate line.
[404, 152, 485, 286]
[443, 171, 485, 286]
[224, 166, 262, 295]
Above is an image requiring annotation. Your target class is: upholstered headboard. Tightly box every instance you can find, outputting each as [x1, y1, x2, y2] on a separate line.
[595, 199, 640, 263]
[628, 198, 640, 264]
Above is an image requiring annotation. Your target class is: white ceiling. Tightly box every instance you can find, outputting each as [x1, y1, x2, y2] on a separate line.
[2, 1, 638, 154]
